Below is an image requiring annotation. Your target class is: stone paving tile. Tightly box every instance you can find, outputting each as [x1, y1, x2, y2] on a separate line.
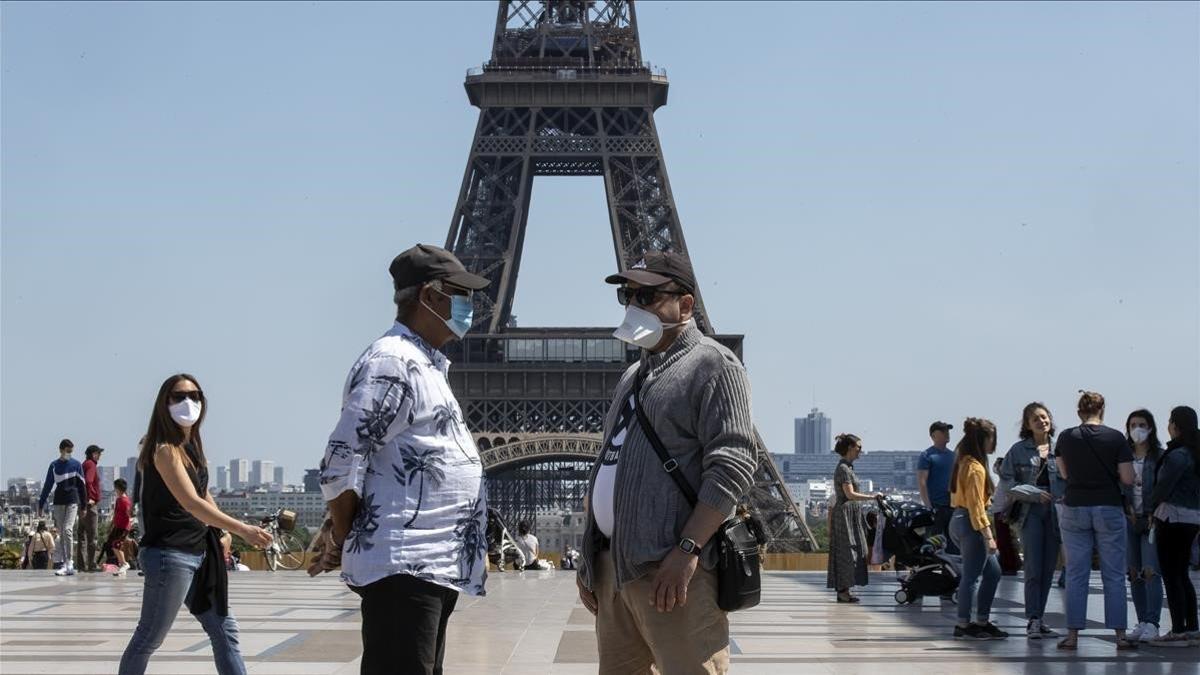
[1, 568, 1197, 673]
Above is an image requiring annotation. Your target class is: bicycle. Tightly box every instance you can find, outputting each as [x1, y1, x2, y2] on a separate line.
[258, 508, 305, 572]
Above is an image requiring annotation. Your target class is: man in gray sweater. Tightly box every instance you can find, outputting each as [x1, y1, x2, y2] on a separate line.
[577, 251, 758, 674]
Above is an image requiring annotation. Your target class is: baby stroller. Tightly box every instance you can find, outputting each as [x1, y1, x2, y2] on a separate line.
[875, 496, 961, 604]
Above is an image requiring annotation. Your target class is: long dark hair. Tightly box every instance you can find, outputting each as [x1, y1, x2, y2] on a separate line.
[949, 417, 996, 499]
[1125, 408, 1162, 459]
[137, 373, 207, 472]
[1018, 402, 1055, 440]
[1166, 405, 1200, 478]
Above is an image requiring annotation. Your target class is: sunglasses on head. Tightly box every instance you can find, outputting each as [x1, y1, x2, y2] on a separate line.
[169, 391, 203, 404]
[616, 286, 686, 307]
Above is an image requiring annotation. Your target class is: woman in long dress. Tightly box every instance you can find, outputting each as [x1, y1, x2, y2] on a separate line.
[827, 433, 882, 602]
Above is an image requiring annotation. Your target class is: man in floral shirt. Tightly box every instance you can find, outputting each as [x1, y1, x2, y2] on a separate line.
[310, 244, 490, 675]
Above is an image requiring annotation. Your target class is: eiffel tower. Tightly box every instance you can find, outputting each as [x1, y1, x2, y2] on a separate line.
[441, 0, 815, 553]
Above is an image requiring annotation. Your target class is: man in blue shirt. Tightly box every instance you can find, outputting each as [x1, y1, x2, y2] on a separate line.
[917, 421, 956, 554]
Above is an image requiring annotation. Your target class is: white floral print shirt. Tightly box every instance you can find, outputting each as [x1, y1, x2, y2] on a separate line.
[319, 322, 488, 595]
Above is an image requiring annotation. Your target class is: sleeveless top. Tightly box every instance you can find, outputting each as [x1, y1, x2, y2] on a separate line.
[139, 443, 208, 554]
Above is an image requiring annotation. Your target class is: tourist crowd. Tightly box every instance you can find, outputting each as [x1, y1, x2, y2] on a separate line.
[829, 392, 1200, 650]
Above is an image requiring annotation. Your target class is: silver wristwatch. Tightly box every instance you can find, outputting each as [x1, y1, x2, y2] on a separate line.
[678, 537, 700, 556]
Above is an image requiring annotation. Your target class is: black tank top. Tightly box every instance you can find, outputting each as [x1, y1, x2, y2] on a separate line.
[139, 443, 208, 554]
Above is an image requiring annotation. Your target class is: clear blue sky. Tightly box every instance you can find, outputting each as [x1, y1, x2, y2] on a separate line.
[3, 1, 1197, 484]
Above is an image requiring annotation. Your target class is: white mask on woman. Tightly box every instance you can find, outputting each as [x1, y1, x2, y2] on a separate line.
[1130, 427, 1151, 444]
[169, 400, 203, 428]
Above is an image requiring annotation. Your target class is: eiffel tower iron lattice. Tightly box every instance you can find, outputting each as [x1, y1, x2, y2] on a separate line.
[441, 0, 816, 553]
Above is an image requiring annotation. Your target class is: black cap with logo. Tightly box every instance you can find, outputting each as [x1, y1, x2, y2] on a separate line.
[929, 421, 954, 434]
[389, 244, 491, 291]
[604, 250, 696, 294]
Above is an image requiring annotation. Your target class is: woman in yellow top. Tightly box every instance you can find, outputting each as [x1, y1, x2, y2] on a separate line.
[948, 418, 1008, 640]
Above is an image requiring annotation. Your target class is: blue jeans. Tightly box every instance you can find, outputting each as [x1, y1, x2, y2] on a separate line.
[119, 547, 246, 675]
[950, 509, 1000, 623]
[1020, 502, 1061, 620]
[1127, 520, 1163, 626]
[1059, 505, 1127, 630]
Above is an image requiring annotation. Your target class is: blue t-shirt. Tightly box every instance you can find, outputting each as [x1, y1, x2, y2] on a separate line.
[918, 445, 955, 507]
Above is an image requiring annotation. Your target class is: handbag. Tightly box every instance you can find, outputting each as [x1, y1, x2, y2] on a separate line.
[631, 368, 761, 612]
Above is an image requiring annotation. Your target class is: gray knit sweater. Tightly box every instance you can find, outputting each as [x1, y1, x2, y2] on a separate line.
[577, 322, 759, 592]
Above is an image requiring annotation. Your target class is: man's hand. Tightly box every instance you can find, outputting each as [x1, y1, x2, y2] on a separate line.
[1040, 491, 1054, 504]
[649, 548, 699, 613]
[307, 519, 343, 577]
[577, 574, 597, 616]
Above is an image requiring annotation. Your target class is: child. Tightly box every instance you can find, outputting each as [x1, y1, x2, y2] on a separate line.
[101, 478, 133, 576]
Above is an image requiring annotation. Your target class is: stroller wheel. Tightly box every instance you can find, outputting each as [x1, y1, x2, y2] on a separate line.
[894, 589, 910, 604]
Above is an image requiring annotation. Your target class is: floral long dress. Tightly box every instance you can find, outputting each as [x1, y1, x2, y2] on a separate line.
[827, 459, 869, 590]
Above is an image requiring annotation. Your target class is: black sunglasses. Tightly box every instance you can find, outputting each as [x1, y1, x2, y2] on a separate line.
[169, 391, 203, 404]
[616, 286, 686, 307]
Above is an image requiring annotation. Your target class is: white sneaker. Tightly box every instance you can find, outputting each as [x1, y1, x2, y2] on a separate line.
[1027, 619, 1044, 639]
[1127, 623, 1146, 641]
[1137, 624, 1159, 642]
[54, 565, 75, 577]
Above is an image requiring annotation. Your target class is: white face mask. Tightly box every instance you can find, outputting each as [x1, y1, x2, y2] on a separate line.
[1130, 427, 1151, 444]
[169, 399, 203, 428]
[613, 305, 688, 350]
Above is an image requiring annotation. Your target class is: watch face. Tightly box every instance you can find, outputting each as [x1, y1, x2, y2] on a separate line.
[680, 539, 697, 553]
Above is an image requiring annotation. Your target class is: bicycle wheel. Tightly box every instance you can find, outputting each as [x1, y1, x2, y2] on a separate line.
[274, 531, 305, 571]
[265, 547, 278, 571]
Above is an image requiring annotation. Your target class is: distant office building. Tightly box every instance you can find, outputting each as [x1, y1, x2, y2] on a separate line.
[303, 469, 321, 494]
[215, 466, 229, 492]
[251, 460, 275, 488]
[229, 459, 249, 490]
[123, 456, 139, 485]
[98, 466, 120, 511]
[772, 451, 923, 492]
[273, 466, 285, 487]
[794, 407, 833, 455]
[214, 490, 327, 530]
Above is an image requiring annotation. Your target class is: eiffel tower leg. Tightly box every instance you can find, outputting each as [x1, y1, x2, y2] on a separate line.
[600, 107, 713, 333]
[446, 109, 536, 333]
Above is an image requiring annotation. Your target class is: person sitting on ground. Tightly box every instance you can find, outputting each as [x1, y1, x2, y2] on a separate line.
[515, 521, 541, 570]
[28, 521, 54, 570]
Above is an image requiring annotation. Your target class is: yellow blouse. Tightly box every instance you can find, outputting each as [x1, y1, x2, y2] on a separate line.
[950, 458, 992, 532]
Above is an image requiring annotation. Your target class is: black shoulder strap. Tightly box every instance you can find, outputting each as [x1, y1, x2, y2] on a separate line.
[631, 367, 699, 507]
[1078, 428, 1122, 488]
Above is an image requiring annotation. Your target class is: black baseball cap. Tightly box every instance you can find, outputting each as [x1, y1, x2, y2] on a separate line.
[85, 444, 104, 456]
[604, 250, 696, 294]
[929, 421, 953, 434]
[389, 244, 490, 291]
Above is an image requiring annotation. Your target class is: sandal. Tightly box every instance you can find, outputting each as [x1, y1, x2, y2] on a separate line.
[1056, 638, 1077, 650]
[1115, 638, 1139, 650]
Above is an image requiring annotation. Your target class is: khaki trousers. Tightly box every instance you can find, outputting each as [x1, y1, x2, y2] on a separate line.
[594, 550, 730, 675]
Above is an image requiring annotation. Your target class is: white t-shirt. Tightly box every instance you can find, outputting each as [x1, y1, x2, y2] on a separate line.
[593, 394, 636, 538]
[516, 533, 539, 561]
[1132, 457, 1145, 514]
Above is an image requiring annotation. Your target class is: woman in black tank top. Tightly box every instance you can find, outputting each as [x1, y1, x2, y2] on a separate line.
[119, 374, 272, 675]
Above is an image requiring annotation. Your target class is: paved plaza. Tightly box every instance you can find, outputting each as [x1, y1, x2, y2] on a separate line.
[1, 568, 1197, 674]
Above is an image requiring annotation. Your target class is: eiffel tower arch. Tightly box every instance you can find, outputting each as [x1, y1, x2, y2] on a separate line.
[442, 0, 816, 552]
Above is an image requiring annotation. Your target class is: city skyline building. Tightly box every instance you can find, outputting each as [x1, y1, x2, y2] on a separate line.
[251, 459, 275, 488]
[794, 407, 833, 455]
[229, 459, 249, 490]
[273, 465, 285, 486]
[216, 465, 229, 491]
